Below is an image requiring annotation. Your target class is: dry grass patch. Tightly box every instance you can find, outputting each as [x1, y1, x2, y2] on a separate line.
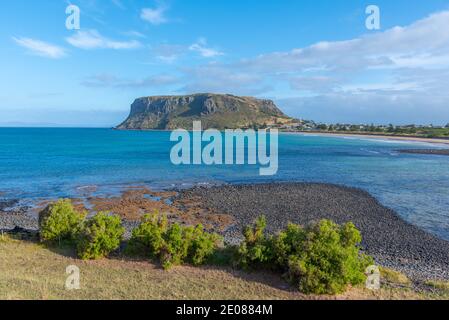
[425, 280, 449, 292]
[380, 267, 411, 286]
[0, 239, 446, 300]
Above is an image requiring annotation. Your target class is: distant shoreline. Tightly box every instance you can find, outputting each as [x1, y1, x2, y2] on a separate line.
[295, 131, 449, 146]
[3, 127, 449, 147]
[116, 128, 449, 146]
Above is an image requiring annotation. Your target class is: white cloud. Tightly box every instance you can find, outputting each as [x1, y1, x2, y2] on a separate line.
[150, 39, 224, 62]
[122, 30, 146, 38]
[140, 5, 168, 25]
[82, 73, 179, 88]
[13, 37, 66, 59]
[288, 76, 342, 93]
[111, 0, 125, 9]
[179, 64, 270, 95]
[189, 38, 224, 58]
[69, 10, 449, 124]
[194, 12, 449, 93]
[151, 44, 186, 63]
[278, 90, 449, 125]
[168, 10, 449, 124]
[237, 11, 449, 73]
[66, 30, 141, 50]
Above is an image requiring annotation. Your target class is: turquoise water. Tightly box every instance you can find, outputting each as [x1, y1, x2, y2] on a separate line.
[1, 128, 449, 240]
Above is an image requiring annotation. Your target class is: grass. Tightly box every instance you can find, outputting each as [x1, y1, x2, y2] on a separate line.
[425, 280, 449, 292]
[310, 127, 449, 139]
[380, 267, 411, 286]
[1, 236, 448, 300]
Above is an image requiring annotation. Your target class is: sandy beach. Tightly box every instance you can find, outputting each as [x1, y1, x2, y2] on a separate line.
[297, 132, 449, 146]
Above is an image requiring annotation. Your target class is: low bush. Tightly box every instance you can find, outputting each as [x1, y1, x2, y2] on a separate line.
[126, 213, 168, 257]
[37, 197, 373, 295]
[39, 199, 86, 244]
[236, 217, 373, 295]
[285, 220, 373, 294]
[127, 212, 222, 269]
[188, 224, 222, 266]
[77, 212, 125, 260]
[159, 223, 190, 269]
[271, 223, 306, 267]
[207, 245, 238, 266]
[236, 216, 274, 270]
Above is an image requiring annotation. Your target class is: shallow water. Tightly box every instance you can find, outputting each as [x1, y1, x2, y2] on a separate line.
[1, 128, 448, 240]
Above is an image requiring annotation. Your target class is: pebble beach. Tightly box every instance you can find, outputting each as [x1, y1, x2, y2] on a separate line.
[2, 182, 449, 282]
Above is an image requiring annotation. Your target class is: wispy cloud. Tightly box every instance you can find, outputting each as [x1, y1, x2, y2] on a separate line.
[179, 63, 270, 95]
[13, 37, 66, 59]
[150, 39, 224, 63]
[66, 30, 141, 50]
[81, 73, 179, 88]
[122, 30, 147, 38]
[140, 4, 168, 25]
[111, 0, 125, 9]
[189, 38, 224, 58]
[236, 10, 449, 74]
[183, 11, 449, 96]
[162, 10, 449, 124]
[151, 43, 186, 63]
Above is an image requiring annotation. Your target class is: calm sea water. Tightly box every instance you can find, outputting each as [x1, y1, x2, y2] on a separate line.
[1, 128, 449, 241]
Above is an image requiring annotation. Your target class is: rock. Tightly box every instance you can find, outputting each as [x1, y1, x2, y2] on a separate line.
[397, 149, 449, 156]
[0, 199, 19, 211]
[115, 93, 292, 130]
[177, 183, 449, 281]
[0, 226, 39, 241]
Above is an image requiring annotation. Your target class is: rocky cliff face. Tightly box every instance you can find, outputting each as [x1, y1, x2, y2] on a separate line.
[116, 93, 291, 130]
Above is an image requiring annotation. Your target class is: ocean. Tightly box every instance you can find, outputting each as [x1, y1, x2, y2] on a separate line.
[1, 127, 449, 241]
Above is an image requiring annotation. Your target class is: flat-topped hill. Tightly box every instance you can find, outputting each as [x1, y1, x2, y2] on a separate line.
[116, 93, 292, 130]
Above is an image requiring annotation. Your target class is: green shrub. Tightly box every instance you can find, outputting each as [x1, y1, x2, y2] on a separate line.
[39, 199, 86, 244]
[160, 223, 190, 269]
[271, 223, 306, 266]
[77, 212, 125, 260]
[285, 220, 372, 295]
[236, 217, 372, 295]
[207, 245, 238, 266]
[126, 213, 168, 257]
[189, 225, 222, 266]
[127, 212, 222, 269]
[236, 216, 274, 270]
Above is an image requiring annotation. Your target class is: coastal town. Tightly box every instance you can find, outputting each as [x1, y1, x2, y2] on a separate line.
[270, 119, 449, 138]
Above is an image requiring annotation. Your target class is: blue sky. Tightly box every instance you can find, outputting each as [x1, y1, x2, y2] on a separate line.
[1, 0, 449, 126]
